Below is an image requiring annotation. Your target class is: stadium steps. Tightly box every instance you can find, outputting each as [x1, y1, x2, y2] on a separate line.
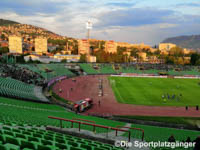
[34, 86, 49, 103]
[0, 124, 123, 150]
[46, 124, 149, 150]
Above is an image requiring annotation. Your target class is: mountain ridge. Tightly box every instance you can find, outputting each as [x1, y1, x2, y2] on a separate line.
[0, 19, 20, 26]
[162, 34, 200, 51]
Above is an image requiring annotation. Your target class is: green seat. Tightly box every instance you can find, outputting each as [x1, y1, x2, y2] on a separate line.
[5, 136, 19, 146]
[55, 138, 65, 144]
[70, 147, 83, 150]
[28, 136, 40, 143]
[12, 129, 21, 134]
[2, 126, 12, 131]
[15, 133, 26, 139]
[37, 145, 53, 150]
[41, 139, 54, 146]
[0, 135, 5, 143]
[4, 143, 20, 150]
[88, 143, 99, 147]
[20, 140, 36, 149]
[0, 144, 6, 150]
[67, 141, 79, 147]
[80, 144, 93, 150]
[43, 135, 53, 141]
[3, 131, 14, 137]
[55, 143, 68, 149]
[22, 131, 32, 136]
[33, 133, 43, 138]
[100, 145, 111, 150]
[93, 148, 105, 150]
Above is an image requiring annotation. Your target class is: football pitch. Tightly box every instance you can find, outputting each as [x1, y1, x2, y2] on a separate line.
[108, 76, 200, 106]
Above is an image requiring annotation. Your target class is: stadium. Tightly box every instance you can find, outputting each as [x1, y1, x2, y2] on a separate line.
[0, 63, 200, 150]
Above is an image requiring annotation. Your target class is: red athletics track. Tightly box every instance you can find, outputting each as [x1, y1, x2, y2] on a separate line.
[53, 75, 200, 117]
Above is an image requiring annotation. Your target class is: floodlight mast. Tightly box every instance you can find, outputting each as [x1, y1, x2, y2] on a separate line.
[86, 21, 92, 40]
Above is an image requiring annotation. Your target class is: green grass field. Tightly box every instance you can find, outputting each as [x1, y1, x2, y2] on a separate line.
[109, 76, 200, 106]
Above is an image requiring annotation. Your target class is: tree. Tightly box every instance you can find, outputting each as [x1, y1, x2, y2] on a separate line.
[61, 59, 67, 63]
[165, 56, 174, 64]
[130, 47, 139, 58]
[154, 49, 161, 56]
[0, 47, 9, 54]
[1, 34, 6, 40]
[80, 54, 87, 62]
[190, 53, 200, 65]
[169, 46, 184, 57]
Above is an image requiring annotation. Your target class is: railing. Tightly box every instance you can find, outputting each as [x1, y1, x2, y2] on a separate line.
[117, 125, 144, 141]
[48, 116, 131, 141]
[72, 118, 95, 124]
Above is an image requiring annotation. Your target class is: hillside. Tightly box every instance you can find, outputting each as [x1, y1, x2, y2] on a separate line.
[0, 18, 66, 41]
[0, 19, 20, 26]
[162, 35, 200, 51]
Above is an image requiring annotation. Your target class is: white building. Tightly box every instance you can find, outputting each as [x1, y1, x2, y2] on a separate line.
[35, 38, 47, 54]
[9, 36, 23, 54]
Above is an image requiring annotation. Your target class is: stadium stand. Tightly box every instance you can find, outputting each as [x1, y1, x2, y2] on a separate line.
[99, 64, 117, 74]
[0, 63, 200, 150]
[79, 63, 99, 74]
[20, 64, 75, 81]
[0, 77, 49, 102]
[0, 97, 125, 150]
[0, 126, 123, 150]
[80, 63, 117, 75]
[79, 63, 200, 76]
[0, 97, 199, 149]
[0, 97, 124, 129]
[0, 64, 45, 86]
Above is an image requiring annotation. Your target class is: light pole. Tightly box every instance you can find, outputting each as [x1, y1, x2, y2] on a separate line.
[86, 21, 93, 40]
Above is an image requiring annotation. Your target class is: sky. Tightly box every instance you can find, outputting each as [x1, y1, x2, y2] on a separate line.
[0, 0, 199, 45]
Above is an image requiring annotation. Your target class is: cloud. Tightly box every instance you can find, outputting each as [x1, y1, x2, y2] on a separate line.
[0, 0, 199, 45]
[176, 2, 200, 7]
[0, 0, 69, 15]
[95, 8, 174, 28]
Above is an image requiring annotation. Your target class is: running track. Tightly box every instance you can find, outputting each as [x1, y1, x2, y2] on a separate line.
[53, 75, 200, 117]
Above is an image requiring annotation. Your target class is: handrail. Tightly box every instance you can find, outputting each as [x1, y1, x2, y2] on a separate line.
[48, 116, 131, 141]
[72, 118, 95, 124]
[117, 125, 144, 141]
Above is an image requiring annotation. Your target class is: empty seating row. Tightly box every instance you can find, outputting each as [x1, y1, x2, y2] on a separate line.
[0, 126, 122, 150]
[0, 77, 42, 102]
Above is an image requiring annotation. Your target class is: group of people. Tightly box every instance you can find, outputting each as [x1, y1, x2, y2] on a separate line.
[0, 64, 45, 86]
[120, 63, 199, 72]
[168, 135, 200, 150]
[162, 93, 182, 102]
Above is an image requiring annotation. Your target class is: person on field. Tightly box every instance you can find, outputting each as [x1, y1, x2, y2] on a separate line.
[172, 94, 175, 99]
[194, 136, 200, 150]
[186, 137, 191, 142]
[168, 135, 176, 142]
[167, 93, 170, 100]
